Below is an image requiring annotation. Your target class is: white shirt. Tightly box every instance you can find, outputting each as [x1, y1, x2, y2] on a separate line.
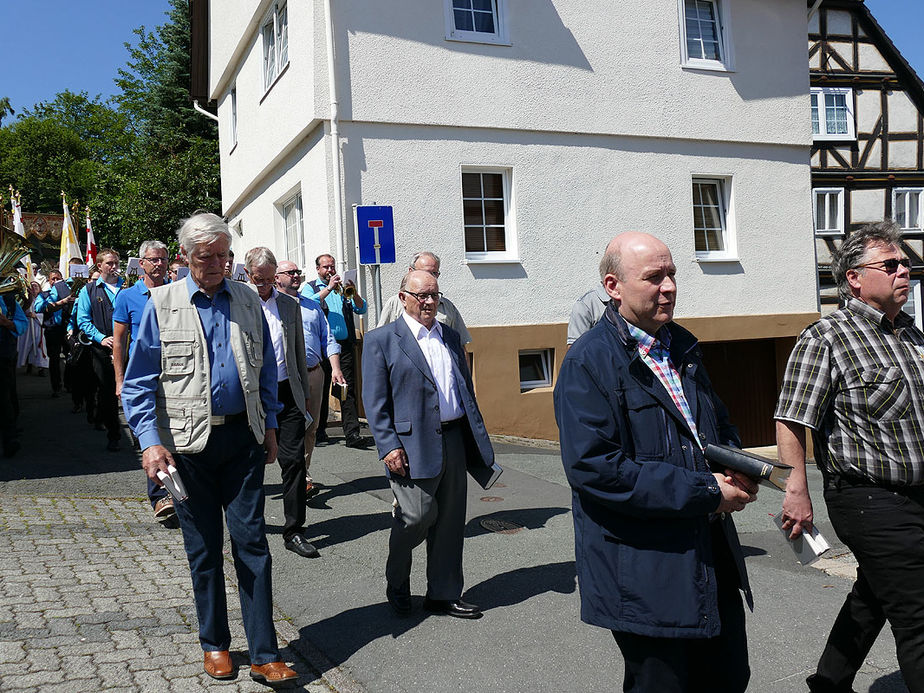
[401, 312, 464, 421]
[260, 289, 289, 382]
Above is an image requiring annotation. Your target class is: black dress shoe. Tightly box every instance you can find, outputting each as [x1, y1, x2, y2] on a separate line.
[423, 598, 482, 619]
[314, 431, 329, 445]
[344, 436, 373, 450]
[284, 534, 320, 558]
[386, 582, 412, 615]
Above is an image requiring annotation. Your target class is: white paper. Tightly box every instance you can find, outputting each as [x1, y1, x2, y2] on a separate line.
[156, 465, 189, 503]
[68, 264, 88, 278]
[342, 268, 357, 288]
[773, 513, 831, 566]
[125, 257, 145, 277]
[176, 266, 189, 280]
[232, 262, 248, 281]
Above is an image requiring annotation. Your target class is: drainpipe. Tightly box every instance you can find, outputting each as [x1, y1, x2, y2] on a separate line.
[324, 0, 347, 273]
[808, 0, 823, 21]
[192, 99, 219, 122]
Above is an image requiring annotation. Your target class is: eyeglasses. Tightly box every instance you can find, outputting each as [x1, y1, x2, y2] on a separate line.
[142, 257, 167, 264]
[403, 291, 443, 303]
[854, 258, 912, 274]
[276, 269, 302, 277]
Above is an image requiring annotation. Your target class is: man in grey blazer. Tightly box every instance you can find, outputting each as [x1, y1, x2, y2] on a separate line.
[362, 270, 494, 619]
[246, 248, 318, 559]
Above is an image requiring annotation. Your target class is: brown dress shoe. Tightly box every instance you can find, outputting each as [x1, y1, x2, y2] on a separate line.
[250, 661, 297, 684]
[203, 650, 234, 679]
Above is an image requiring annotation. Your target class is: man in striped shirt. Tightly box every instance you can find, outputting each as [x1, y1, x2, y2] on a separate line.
[775, 222, 924, 693]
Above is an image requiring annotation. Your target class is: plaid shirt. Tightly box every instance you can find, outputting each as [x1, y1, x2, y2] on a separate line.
[775, 298, 924, 486]
[625, 322, 702, 449]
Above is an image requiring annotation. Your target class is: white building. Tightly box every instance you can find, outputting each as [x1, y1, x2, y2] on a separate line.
[190, 0, 818, 444]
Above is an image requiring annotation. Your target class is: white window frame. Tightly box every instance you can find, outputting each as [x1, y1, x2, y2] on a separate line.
[444, 0, 510, 46]
[519, 349, 553, 392]
[692, 175, 737, 262]
[261, 2, 289, 94]
[813, 187, 845, 236]
[904, 280, 924, 330]
[229, 86, 238, 150]
[281, 192, 304, 270]
[460, 166, 518, 264]
[893, 188, 924, 231]
[811, 87, 856, 141]
[678, 0, 734, 72]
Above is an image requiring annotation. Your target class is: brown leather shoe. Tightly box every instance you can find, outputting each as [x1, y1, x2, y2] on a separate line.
[203, 650, 234, 680]
[250, 661, 297, 684]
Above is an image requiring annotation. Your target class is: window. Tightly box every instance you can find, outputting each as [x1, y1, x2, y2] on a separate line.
[811, 87, 855, 140]
[461, 167, 517, 262]
[519, 349, 553, 392]
[229, 87, 237, 147]
[813, 188, 844, 235]
[445, 0, 509, 45]
[679, 0, 733, 70]
[904, 280, 924, 330]
[282, 194, 304, 269]
[894, 188, 924, 231]
[262, 3, 288, 91]
[692, 177, 735, 258]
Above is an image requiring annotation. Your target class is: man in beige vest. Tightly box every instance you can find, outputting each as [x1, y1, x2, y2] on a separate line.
[121, 213, 296, 685]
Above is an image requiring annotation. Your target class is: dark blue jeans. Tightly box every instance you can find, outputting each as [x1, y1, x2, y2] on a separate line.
[173, 421, 279, 665]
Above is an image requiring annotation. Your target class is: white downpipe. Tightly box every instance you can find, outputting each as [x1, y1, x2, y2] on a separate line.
[808, 0, 823, 21]
[324, 0, 347, 272]
[192, 100, 219, 122]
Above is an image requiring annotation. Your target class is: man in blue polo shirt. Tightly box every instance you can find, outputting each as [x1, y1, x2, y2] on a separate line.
[76, 249, 124, 452]
[35, 268, 76, 398]
[113, 240, 171, 521]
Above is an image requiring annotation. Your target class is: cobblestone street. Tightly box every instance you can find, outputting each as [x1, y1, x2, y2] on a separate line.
[0, 493, 334, 692]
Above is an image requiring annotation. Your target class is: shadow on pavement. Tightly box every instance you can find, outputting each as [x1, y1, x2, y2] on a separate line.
[870, 671, 910, 692]
[464, 560, 576, 611]
[268, 511, 392, 549]
[306, 475, 389, 509]
[464, 507, 570, 538]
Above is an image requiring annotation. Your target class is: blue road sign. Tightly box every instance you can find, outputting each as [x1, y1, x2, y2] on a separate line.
[355, 205, 396, 265]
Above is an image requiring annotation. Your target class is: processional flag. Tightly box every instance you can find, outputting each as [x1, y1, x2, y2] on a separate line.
[58, 194, 82, 278]
[9, 189, 34, 282]
[85, 208, 97, 266]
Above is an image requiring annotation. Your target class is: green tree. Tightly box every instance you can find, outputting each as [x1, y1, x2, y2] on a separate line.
[0, 97, 14, 127]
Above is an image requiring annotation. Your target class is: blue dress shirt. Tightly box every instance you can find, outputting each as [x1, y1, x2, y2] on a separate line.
[76, 278, 124, 343]
[302, 276, 366, 341]
[122, 276, 281, 451]
[34, 286, 64, 327]
[1, 299, 27, 337]
[299, 295, 340, 368]
[112, 281, 153, 359]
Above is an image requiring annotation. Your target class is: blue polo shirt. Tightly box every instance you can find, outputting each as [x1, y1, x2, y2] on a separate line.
[112, 281, 154, 359]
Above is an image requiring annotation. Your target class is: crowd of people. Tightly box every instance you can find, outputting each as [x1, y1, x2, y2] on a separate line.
[5, 212, 922, 692]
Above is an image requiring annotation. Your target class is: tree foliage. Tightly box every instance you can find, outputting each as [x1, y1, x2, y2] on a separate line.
[0, 0, 220, 256]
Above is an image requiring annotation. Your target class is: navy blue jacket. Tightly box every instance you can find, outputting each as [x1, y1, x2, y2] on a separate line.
[554, 305, 752, 638]
[362, 317, 493, 480]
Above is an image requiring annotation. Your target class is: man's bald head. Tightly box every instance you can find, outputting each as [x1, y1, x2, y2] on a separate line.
[400, 270, 440, 328]
[599, 232, 670, 281]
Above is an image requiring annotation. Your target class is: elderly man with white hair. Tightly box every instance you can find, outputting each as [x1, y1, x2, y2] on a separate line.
[121, 213, 296, 684]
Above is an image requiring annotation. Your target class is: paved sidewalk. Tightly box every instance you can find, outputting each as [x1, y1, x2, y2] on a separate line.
[0, 491, 339, 692]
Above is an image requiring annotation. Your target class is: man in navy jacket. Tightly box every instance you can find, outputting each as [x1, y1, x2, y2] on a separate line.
[554, 232, 758, 692]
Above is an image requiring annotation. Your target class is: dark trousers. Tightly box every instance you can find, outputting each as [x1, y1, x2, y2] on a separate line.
[337, 340, 360, 442]
[44, 324, 65, 393]
[173, 421, 279, 665]
[90, 345, 120, 442]
[0, 357, 18, 452]
[810, 484, 924, 693]
[275, 379, 307, 541]
[386, 422, 467, 600]
[611, 522, 750, 693]
[317, 359, 332, 437]
[67, 345, 96, 418]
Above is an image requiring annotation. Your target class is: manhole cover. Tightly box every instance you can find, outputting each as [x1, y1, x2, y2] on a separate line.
[480, 518, 523, 535]
[480, 496, 503, 502]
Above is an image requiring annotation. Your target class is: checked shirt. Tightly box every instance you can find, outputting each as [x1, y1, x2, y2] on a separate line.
[625, 322, 702, 450]
[775, 298, 924, 486]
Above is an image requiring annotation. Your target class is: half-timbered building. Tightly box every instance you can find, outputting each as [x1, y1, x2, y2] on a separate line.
[810, 0, 924, 322]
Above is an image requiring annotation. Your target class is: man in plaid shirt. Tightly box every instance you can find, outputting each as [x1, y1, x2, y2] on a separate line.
[775, 222, 924, 693]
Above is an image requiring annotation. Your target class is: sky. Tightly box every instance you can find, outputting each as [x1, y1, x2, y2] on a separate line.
[0, 1, 923, 118]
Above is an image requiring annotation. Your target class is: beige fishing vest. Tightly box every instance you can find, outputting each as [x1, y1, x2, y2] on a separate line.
[150, 279, 266, 454]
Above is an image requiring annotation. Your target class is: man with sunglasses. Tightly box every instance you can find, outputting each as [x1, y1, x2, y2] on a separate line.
[775, 222, 924, 693]
[113, 240, 174, 521]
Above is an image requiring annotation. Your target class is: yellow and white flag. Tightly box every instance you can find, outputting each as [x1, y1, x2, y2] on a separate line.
[10, 190, 33, 282]
[59, 195, 82, 278]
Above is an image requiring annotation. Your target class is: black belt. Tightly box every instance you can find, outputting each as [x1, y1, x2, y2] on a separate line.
[440, 417, 465, 431]
[210, 411, 247, 426]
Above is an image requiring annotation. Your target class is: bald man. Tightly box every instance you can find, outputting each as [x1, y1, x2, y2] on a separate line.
[554, 232, 758, 692]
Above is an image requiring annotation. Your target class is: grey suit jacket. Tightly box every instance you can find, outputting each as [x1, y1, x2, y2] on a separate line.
[361, 317, 493, 480]
[274, 290, 311, 415]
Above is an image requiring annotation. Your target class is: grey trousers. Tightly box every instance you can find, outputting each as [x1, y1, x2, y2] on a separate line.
[386, 423, 467, 601]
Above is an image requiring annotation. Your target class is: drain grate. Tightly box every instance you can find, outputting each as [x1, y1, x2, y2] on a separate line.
[480, 518, 523, 535]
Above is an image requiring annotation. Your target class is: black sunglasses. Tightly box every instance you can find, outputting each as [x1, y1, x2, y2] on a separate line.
[854, 258, 912, 274]
[276, 269, 302, 277]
